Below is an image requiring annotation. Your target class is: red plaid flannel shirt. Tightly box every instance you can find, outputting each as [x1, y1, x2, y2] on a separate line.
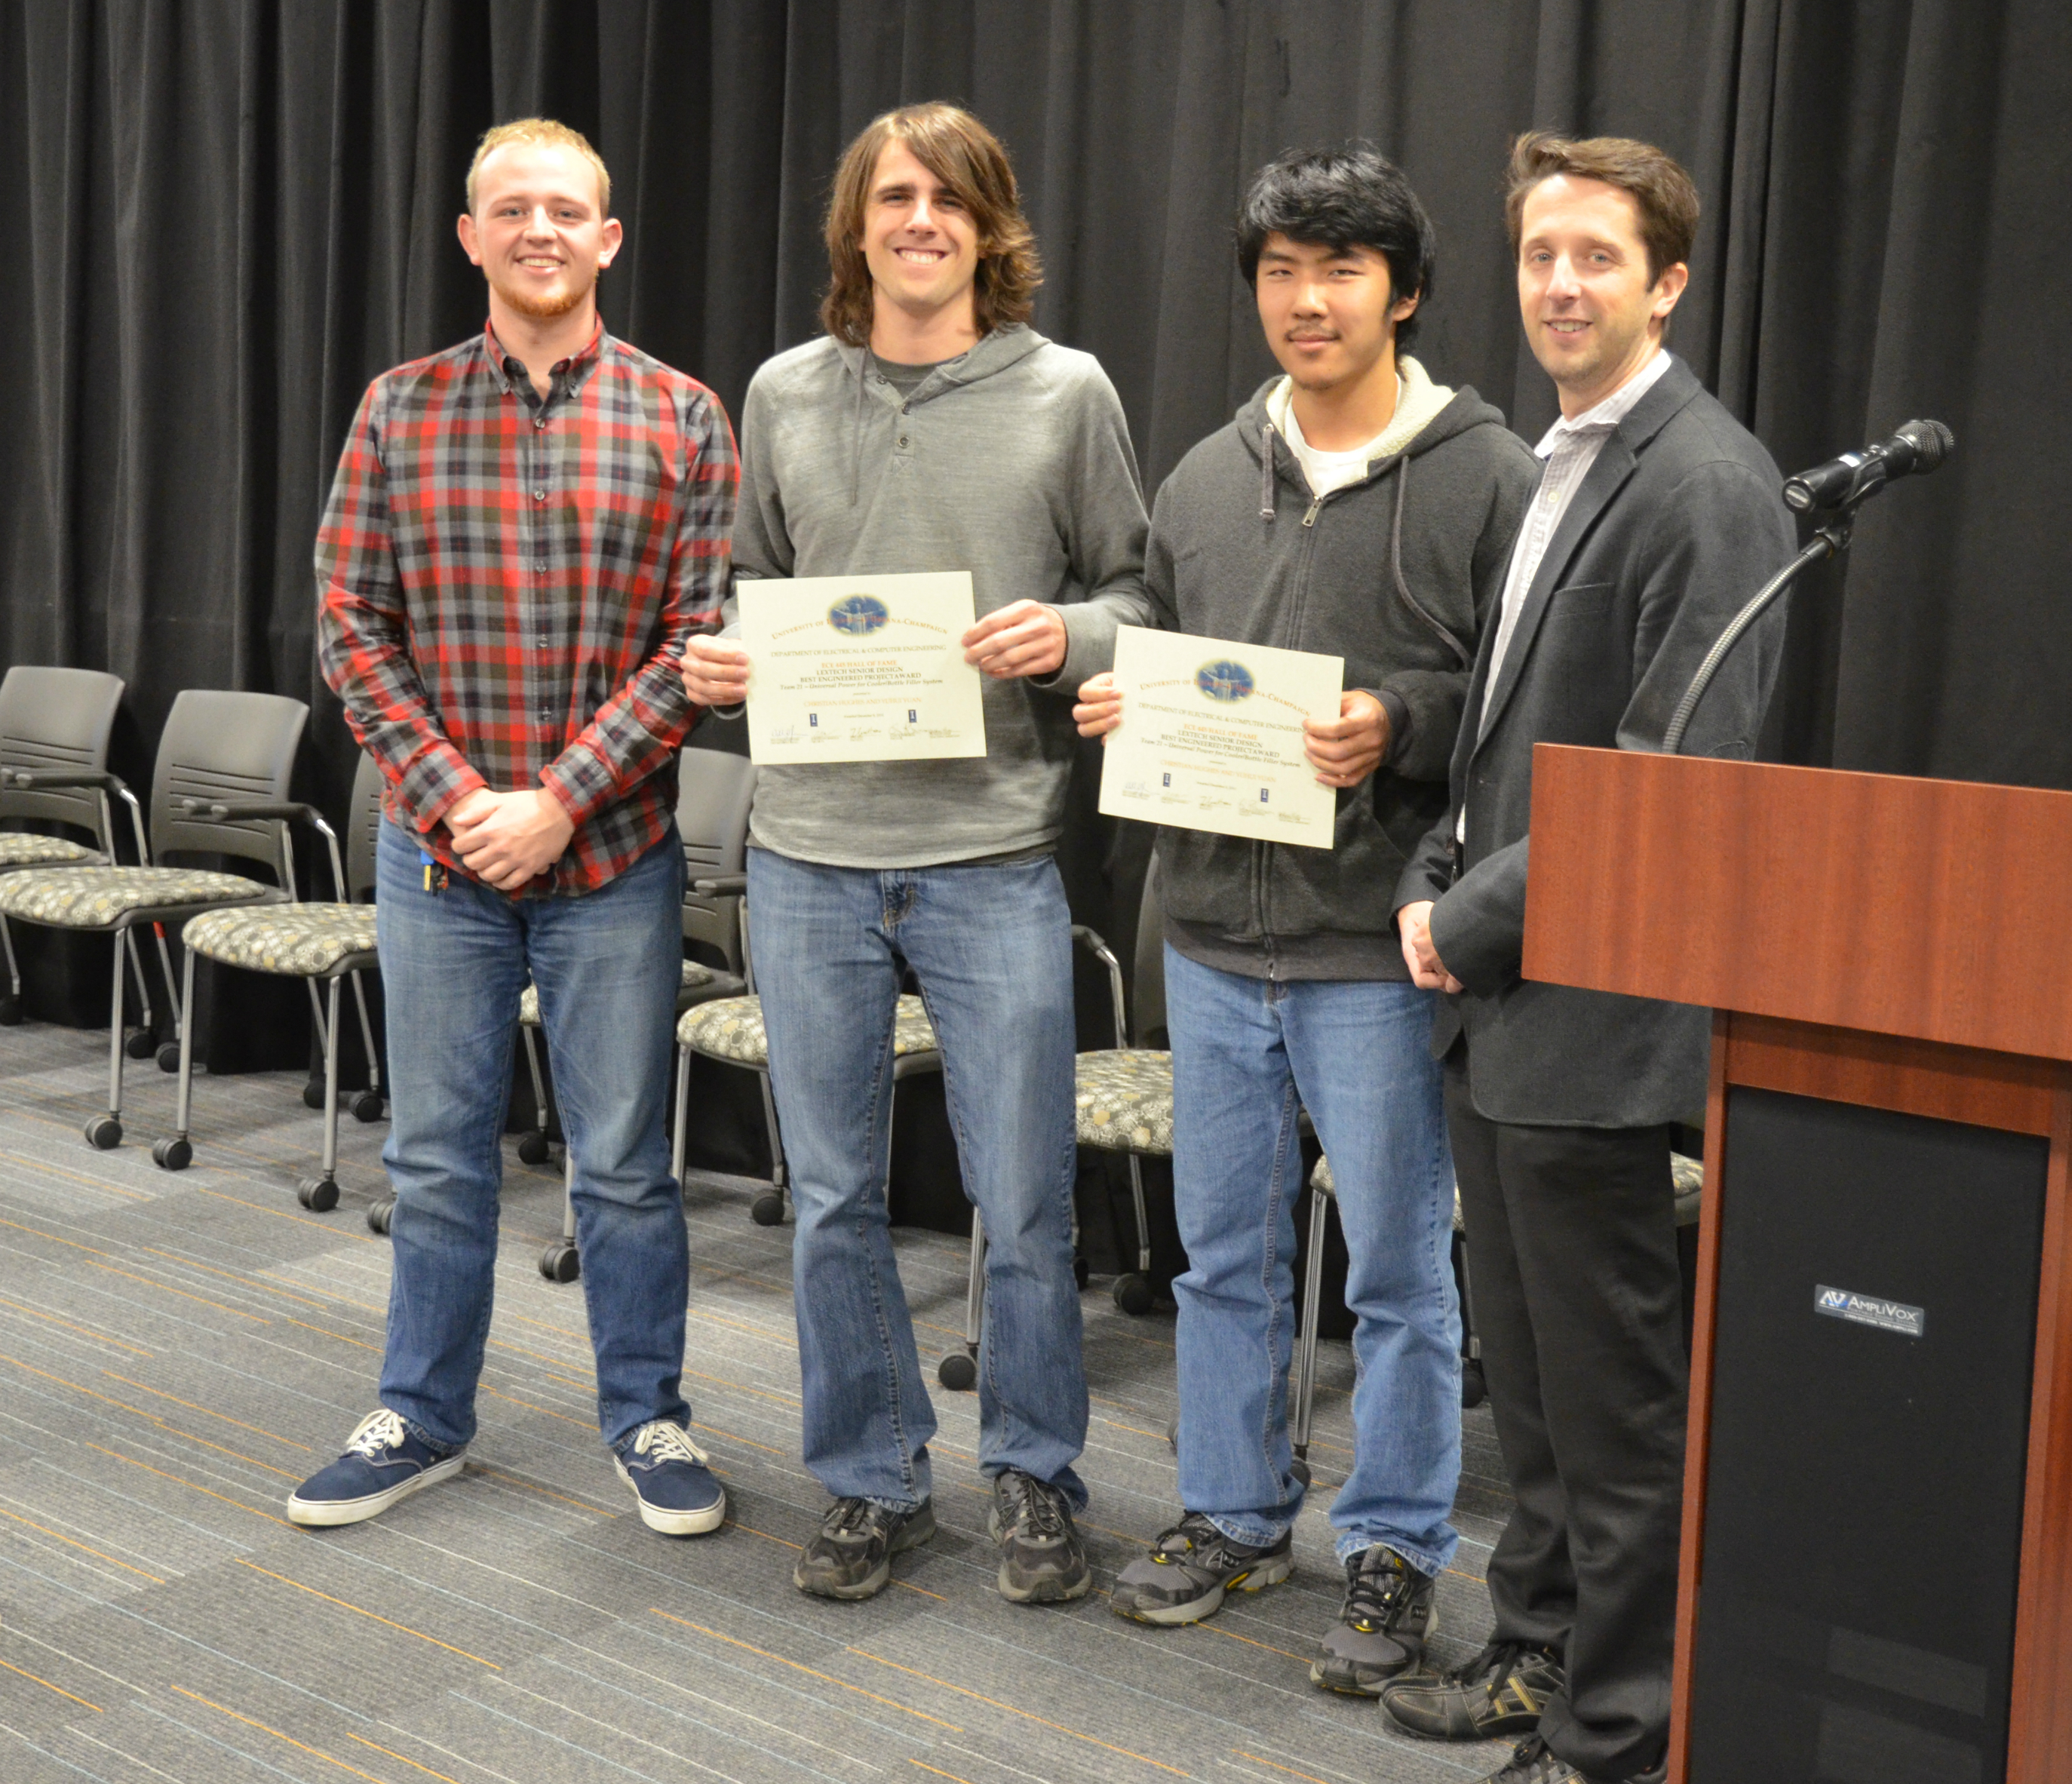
[316, 321, 736, 895]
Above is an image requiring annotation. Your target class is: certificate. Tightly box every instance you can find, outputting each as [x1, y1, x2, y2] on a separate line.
[1098, 627, 1343, 849]
[738, 572, 987, 765]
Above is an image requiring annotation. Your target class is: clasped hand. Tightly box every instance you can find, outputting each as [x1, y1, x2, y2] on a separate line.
[1397, 898, 1464, 994]
[446, 788, 574, 893]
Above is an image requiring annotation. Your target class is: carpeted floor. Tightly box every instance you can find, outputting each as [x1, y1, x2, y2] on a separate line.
[0, 1019, 1518, 1784]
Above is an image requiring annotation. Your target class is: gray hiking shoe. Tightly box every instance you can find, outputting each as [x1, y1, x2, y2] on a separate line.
[1110, 1511, 1294, 1626]
[1310, 1544, 1437, 1693]
[793, 1496, 936, 1600]
[987, 1469, 1091, 1604]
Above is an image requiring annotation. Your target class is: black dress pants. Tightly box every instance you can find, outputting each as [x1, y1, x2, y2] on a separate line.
[1444, 1054, 1686, 1782]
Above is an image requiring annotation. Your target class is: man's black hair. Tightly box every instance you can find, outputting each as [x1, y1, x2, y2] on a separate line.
[1236, 146, 1437, 350]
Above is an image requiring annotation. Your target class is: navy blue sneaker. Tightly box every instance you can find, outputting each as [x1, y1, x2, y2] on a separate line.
[287, 1410, 465, 1527]
[614, 1420, 726, 1535]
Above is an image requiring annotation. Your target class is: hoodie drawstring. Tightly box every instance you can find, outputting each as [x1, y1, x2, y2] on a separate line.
[1260, 421, 1278, 522]
[1386, 457, 1472, 668]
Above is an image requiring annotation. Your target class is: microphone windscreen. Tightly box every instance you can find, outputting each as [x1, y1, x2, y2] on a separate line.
[1895, 418, 1955, 471]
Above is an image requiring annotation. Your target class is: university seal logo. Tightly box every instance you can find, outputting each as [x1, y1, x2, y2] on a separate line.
[1196, 659, 1255, 702]
[828, 594, 891, 637]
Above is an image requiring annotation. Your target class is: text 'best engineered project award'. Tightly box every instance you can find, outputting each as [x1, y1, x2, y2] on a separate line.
[1098, 627, 1343, 849]
[737, 572, 988, 765]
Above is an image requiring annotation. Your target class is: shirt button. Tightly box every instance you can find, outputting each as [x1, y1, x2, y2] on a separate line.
[533, 489, 547, 502]
[535, 559, 547, 572]
[898, 434, 910, 447]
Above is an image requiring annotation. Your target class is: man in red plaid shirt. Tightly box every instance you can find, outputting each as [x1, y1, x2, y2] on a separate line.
[293, 119, 738, 1540]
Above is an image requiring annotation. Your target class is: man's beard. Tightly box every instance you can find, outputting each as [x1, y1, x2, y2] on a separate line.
[490, 266, 592, 321]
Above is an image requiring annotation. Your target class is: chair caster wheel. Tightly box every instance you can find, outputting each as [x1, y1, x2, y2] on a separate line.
[1290, 1457, 1312, 1489]
[1073, 1253, 1090, 1290]
[367, 1196, 395, 1235]
[84, 1116, 121, 1150]
[297, 1177, 339, 1212]
[750, 1189, 784, 1227]
[151, 1137, 192, 1171]
[156, 1041, 181, 1073]
[124, 1029, 156, 1061]
[350, 1090, 384, 1122]
[539, 1242, 581, 1284]
[302, 1079, 325, 1110]
[0, 994, 23, 1025]
[938, 1350, 978, 1392]
[1113, 1273, 1155, 1316]
[1462, 1358, 1487, 1410]
[516, 1131, 551, 1166]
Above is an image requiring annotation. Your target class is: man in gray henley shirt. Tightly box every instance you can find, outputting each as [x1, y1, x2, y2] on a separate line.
[682, 103, 1150, 1607]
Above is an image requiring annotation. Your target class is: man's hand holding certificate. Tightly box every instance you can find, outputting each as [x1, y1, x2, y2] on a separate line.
[727, 573, 989, 764]
[1088, 628, 1346, 849]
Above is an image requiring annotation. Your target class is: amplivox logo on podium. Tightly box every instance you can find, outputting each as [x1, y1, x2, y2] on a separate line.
[1815, 1285, 1926, 1338]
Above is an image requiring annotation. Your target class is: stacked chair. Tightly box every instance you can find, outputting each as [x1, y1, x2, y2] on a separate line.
[0, 665, 169, 1042]
[153, 751, 385, 1210]
[0, 690, 308, 1147]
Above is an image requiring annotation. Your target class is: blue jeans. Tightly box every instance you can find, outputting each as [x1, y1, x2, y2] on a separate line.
[1165, 946, 1460, 1574]
[374, 819, 689, 1454]
[747, 846, 1086, 1511]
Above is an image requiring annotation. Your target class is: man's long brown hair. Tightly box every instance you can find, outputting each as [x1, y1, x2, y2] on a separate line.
[820, 103, 1042, 345]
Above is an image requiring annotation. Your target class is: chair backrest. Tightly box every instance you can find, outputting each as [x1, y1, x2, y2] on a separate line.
[0, 666, 126, 846]
[676, 748, 757, 966]
[1132, 854, 1167, 1046]
[150, 690, 309, 879]
[345, 751, 385, 901]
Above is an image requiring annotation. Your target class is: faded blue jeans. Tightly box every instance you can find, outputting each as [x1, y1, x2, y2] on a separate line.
[747, 846, 1087, 1512]
[1165, 946, 1460, 1576]
[374, 818, 689, 1456]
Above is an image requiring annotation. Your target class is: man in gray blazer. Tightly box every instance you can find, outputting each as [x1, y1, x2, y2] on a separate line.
[1385, 136, 1794, 1784]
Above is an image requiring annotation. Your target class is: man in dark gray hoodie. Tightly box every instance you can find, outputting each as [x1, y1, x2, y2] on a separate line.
[683, 103, 1151, 1607]
[1078, 148, 1536, 1689]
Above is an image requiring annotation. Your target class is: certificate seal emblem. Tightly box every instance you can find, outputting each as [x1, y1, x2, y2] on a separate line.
[828, 594, 891, 637]
[1195, 659, 1255, 702]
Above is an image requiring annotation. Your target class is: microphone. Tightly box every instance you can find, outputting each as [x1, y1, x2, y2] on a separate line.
[1782, 419, 1954, 513]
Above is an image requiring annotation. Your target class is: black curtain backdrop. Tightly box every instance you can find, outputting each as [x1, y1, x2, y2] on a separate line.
[4, 0, 2068, 813]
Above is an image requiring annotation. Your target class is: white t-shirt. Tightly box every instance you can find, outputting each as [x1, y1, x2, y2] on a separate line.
[1282, 381, 1403, 498]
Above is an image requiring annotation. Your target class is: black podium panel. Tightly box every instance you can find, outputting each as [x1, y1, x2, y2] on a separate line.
[1689, 1089, 2048, 1784]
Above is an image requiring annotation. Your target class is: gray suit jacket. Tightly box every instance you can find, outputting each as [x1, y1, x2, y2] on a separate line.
[1395, 355, 1794, 1128]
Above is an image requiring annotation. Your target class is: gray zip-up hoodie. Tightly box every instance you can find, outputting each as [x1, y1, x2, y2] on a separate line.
[717, 324, 1153, 866]
[1150, 364, 1539, 980]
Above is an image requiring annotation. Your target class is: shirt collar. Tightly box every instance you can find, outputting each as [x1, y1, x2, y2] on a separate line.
[1534, 347, 1671, 457]
[482, 317, 606, 397]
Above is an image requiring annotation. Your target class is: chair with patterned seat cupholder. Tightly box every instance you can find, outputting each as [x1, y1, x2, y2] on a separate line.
[0, 689, 309, 1151]
[154, 751, 387, 1211]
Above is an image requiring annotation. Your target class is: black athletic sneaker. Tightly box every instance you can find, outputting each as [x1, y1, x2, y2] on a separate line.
[1473, 1732, 1666, 1784]
[1309, 1544, 1437, 1693]
[1380, 1638, 1564, 1741]
[793, 1496, 936, 1600]
[1110, 1512, 1294, 1625]
[988, 1469, 1091, 1604]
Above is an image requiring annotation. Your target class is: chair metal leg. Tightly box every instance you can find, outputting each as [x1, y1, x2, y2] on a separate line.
[86, 931, 126, 1148]
[670, 1046, 692, 1185]
[749, 1064, 787, 1225]
[539, 1141, 581, 1283]
[517, 1023, 555, 1164]
[0, 912, 20, 1005]
[1289, 1181, 1329, 1482]
[1113, 1153, 1156, 1314]
[938, 1219, 985, 1390]
[148, 923, 178, 1039]
[348, 969, 380, 1095]
[297, 978, 342, 1211]
[151, 950, 198, 1171]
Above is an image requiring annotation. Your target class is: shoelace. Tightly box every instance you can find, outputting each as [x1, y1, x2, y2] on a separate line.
[1341, 1548, 1414, 1632]
[1457, 1638, 1549, 1691]
[1151, 1512, 1221, 1561]
[631, 1421, 708, 1467]
[824, 1496, 882, 1538]
[1500, 1734, 1558, 1782]
[999, 1472, 1067, 1540]
[344, 1409, 408, 1459]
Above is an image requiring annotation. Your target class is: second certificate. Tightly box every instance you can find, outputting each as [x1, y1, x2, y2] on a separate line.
[738, 571, 987, 765]
[1099, 627, 1343, 849]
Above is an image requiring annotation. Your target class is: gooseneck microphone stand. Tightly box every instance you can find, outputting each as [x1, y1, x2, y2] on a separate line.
[1660, 506, 1862, 757]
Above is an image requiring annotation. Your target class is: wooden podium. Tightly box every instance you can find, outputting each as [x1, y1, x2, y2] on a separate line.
[1522, 745, 2072, 1784]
